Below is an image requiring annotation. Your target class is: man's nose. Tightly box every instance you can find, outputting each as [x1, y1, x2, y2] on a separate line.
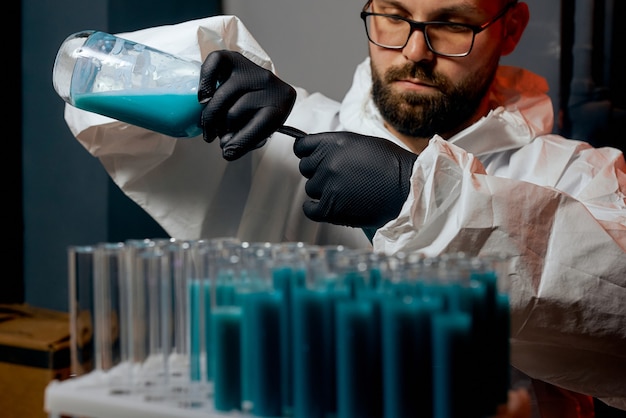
[402, 29, 435, 62]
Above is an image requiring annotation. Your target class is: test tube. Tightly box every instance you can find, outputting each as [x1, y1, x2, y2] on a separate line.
[273, 242, 319, 417]
[155, 239, 190, 399]
[431, 310, 473, 418]
[198, 238, 244, 411]
[469, 254, 512, 412]
[210, 240, 244, 412]
[121, 238, 154, 394]
[125, 240, 170, 399]
[381, 293, 442, 418]
[92, 242, 125, 383]
[333, 248, 384, 418]
[67, 245, 96, 377]
[139, 240, 170, 400]
[239, 242, 282, 416]
[291, 244, 357, 418]
[183, 238, 214, 407]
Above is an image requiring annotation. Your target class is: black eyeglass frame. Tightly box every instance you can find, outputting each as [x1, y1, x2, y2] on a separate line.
[360, 1, 517, 57]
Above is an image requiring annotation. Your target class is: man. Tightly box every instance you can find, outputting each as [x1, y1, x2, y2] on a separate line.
[64, 0, 626, 415]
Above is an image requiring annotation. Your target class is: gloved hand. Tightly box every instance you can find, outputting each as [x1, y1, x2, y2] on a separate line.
[293, 132, 417, 228]
[198, 50, 297, 161]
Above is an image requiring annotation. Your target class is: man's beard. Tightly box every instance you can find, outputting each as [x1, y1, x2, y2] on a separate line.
[371, 61, 496, 139]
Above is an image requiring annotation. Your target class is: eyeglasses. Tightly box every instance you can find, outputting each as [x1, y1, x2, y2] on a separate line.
[360, 1, 516, 57]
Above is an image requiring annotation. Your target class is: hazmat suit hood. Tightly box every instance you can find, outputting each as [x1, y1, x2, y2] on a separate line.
[338, 58, 555, 158]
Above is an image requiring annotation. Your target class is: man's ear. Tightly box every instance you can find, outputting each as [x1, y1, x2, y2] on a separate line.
[502, 2, 530, 56]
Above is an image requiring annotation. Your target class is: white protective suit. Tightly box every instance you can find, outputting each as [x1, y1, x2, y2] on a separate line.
[64, 16, 626, 411]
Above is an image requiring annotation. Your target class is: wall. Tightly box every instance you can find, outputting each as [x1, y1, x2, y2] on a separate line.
[22, 0, 109, 312]
[223, 0, 562, 117]
[22, 0, 561, 312]
[21, 0, 219, 311]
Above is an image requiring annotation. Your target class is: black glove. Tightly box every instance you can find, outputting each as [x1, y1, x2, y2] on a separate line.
[198, 50, 297, 161]
[293, 132, 417, 229]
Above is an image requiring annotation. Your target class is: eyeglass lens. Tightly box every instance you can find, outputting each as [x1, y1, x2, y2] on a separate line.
[364, 15, 475, 56]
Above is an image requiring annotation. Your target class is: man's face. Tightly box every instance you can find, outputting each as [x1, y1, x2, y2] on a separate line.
[368, 0, 509, 139]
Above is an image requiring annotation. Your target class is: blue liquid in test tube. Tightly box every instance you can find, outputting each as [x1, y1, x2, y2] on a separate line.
[212, 306, 242, 412]
[381, 296, 443, 418]
[292, 286, 348, 418]
[335, 299, 383, 418]
[431, 311, 473, 418]
[240, 290, 283, 417]
[470, 269, 510, 415]
[272, 264, 306, 415]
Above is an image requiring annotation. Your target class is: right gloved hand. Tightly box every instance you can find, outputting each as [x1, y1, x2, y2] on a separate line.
[198, 50, 297, 161]
[293, 131, 417, 229]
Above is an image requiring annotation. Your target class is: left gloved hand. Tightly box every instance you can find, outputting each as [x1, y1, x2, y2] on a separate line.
[293, 132, 417, 229]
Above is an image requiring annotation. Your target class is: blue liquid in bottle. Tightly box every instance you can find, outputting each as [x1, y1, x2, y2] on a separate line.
[65, 31, 203, 138]
[73, 92, 204, 138]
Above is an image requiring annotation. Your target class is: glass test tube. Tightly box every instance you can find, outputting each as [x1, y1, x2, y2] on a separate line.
[121, 238, 154, 394]
[334, 248, 385, 418]
[185, 237, 242, 410]
[157, 239, 193, 398]
[122, 241, 165, 396]
[182, 238, 214, 407]
[239, 242, 282, 417]
[68, 245, 96, 377]
[210, 240, 245, 413]
[93, 242, 125, 383]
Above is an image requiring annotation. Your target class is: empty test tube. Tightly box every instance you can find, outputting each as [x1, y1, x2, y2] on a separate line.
[68, 245, 96, 377]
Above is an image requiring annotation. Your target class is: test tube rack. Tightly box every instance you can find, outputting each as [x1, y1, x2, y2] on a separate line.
[45, 238, 512, 418]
